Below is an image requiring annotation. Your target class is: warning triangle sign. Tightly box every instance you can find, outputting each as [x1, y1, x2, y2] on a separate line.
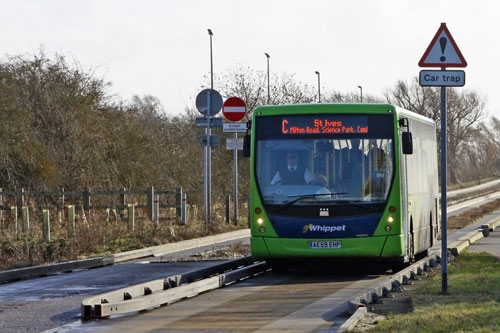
[418, 23, 467, 68]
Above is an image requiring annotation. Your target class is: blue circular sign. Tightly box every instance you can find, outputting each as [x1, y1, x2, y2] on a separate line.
[196, 89, 223, 116]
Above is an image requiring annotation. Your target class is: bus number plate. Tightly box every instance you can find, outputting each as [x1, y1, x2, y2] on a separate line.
[309, 241, 341, 249]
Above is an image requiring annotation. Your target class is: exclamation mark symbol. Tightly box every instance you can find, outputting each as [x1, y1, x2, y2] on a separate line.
[439, 37, 447, 62]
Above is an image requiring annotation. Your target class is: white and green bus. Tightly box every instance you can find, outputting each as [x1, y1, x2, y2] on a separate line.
[244, 103, 439, 271]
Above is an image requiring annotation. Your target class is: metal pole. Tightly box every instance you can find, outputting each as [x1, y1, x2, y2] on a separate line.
[233, 132, 238, 224]
[440, 77, 448, 295]
[225, 195, 230, 224]
[315, 71, 321, 103]
[265, 53, 270, 104]
[358, 85, 363, 102]
[205, 29, 214, 225]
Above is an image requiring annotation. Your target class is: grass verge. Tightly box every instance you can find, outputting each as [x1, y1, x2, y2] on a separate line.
[367, 251, 500, 332]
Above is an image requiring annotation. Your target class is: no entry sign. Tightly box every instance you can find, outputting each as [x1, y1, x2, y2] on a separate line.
[223, 97, 247, 122]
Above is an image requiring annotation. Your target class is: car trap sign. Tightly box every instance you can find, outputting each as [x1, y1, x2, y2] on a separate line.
[419, 70, 465, 87]
[418, 23, 467, 68]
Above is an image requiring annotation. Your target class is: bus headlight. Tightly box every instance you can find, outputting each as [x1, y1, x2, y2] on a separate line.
[259, 227, 266, 233]
[257, 218, 264, 224]
[387, 216, 394, 223]
[385, 225, 392, 232]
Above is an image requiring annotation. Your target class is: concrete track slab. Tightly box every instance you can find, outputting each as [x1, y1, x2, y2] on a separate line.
[467, 227, 500, 258]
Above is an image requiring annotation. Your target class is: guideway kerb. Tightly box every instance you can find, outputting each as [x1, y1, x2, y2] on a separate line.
[81, 256, 268, 319]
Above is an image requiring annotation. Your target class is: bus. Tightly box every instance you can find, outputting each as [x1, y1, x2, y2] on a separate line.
[244, 103, 439, 271]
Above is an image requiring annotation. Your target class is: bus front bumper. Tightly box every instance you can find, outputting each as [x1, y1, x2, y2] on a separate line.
[251, 234, 404, 259]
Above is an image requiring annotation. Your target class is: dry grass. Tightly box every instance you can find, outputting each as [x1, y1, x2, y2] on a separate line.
[0, 206, 248, 271]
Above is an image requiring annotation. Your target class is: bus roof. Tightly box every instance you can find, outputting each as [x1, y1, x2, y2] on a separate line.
[253, 103, 435, 126]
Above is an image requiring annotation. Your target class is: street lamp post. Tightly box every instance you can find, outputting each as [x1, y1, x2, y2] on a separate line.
[358, 85, 363, 103]
[205, 28, 214, 225]
[265, 53, 270, 104]
[315, 71, 321, 103]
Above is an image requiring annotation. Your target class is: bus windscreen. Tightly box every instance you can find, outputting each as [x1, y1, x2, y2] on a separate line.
[254, 113, 395, 217]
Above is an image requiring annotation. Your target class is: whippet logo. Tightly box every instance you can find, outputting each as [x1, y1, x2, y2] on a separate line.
[303, 223, 346, 233]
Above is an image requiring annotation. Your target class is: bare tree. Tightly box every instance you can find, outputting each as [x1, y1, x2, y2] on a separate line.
[212, 65, 316, 121]
[385, 77, 487, 184]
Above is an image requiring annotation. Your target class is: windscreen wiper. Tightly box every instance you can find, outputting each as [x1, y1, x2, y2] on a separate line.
[274, 192, 346, 213]
[335, 200, 382, 212]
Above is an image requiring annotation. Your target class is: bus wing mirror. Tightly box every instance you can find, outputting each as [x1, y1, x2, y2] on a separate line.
[243, 134, 251, 157]
[402, 132, 413, 155]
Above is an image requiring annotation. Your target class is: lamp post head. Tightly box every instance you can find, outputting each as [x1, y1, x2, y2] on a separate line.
[315, 71, 320, 75]
[357, 85, 362, 89]
[265, 53, 270, 59]
[207, 29, 213, 36]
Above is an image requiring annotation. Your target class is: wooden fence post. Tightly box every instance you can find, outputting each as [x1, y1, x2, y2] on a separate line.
[43, 209, 50, 242]
[16, 188, 24, 220]
[10, 206, 17, 234]
[153, 194, 159, 224]
[83, 188, 90, 213]
[60, 187, 65, 222]
[120, 187, 126, 220]
[68, 205, 75, 237]
[22, 206, 29, 232]
[181, 193, 187, 225]
[147, 186, 154, 221]
[128, 204, 135, 232]
[175, 187, 182, 224]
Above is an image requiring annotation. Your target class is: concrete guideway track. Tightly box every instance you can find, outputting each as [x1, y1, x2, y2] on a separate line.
[81, 256, 267, 319]
[75, 270, 390, 332]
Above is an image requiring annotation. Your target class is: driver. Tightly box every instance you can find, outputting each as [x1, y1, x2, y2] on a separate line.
[271, 151, 313, 185]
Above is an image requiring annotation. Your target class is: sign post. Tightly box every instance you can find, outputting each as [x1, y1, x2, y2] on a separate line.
[222, 97, 247, 224]
[196, 88, 223, 225]
[419, 22, 467, 295]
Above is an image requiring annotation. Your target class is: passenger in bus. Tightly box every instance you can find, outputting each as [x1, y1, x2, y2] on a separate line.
[270, 151, 313, 185]
[364, 148, 391, 198]
[335, 162, 364, 198]
[341, 139, 363, 164]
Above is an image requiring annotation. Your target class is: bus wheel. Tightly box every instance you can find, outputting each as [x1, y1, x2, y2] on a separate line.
[409, 231, 415, 262]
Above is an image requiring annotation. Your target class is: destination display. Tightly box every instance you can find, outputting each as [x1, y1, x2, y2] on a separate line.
[255, 114, 394, 140]
[281, 115, 368, 135]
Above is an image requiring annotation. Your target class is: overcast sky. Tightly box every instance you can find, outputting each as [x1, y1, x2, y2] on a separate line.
[1, 0, 499, 118]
